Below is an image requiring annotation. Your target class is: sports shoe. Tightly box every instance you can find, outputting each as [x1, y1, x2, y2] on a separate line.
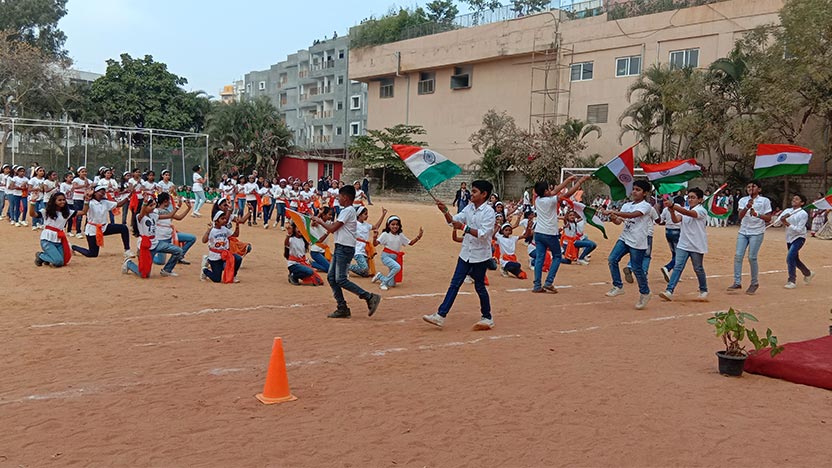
[661, 266, 671, 283]
[726, 283, 742, 291]
[577, 259, 589, 266]
[464, 276, 474, 284]
[746, 283, 759, 295]
[472, 317, 494, 331]
[75, 232, 84, 239]
[14, 222, 20, 227]
[20, 220, 27, 226]
[697, 291, 709, 301]
[34, 252, 44, 267]
[422, 313, 445, 328]
[0, 215, 5, 220]
[200, 270, 208, 281]
[635, 293, 651, 310]
[288, 273, 300, 285]
[232, 277, 240, 283]
[366, 293, 382, 317]
[31, 225, 38, 231]
[124, 250, 136, 259]
[371, 272, 383, 284]
[623, 267, 634, 284]
[160, 270, 178, 277]
[380, 283, 389, 291]
[784, 282, 796, 289]
[804, 271, 815, 285]
[121, 258, 131, 275]
[201, 255, 209, 271]
[658, 290, 673, 301]
[327, 308, 351, 319]
[531, 288, 546, 293]
[542, 285, 558, 293]
[264, 224, 269, 229]
[605, 286, 625, 297]
[178, 258, 191, 265]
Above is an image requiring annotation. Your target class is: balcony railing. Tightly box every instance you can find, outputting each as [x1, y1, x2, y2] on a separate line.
[298, 70, 309, 78]
[312, 135, 332, 144]
[312, 60, 338, 71]
[311, 110, 334, 119]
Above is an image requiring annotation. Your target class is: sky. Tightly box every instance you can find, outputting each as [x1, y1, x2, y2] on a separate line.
[58, 0, 431, 98]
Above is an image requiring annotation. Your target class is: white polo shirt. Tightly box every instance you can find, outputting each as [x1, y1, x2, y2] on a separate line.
[453, 202, 496, 263]
[334, 205, 357, 247]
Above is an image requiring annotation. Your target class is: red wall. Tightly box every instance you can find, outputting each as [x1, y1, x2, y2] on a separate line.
[277, 156, 343, 182]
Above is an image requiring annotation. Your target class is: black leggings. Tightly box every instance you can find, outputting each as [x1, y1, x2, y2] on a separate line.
[71, 224, 131, 257]
[131, 199, 144, 237]
[247, 200, 258, 223]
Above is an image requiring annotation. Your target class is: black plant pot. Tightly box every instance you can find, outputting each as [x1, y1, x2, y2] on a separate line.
[716, 351, 747, 377]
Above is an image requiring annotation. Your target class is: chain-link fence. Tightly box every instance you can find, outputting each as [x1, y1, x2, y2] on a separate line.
[1, 118, 208, 188]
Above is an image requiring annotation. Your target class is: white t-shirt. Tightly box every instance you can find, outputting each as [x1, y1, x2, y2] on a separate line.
[647, 206, 659, 237]
[660, 206, 681, 229]
[84, 199, 117, 236]
[781, 207, 809, 243]
[334, 206, 357, 247]
[154, 205, 176, 240]
[60, 181, 73, 197]
[97, 178, 119, 195]
[192, 172, 204, 192]
[619, 200, 652, 250]
[286, 237, 307, 266]
[40, 208, 74, 242]
[142, 180, 157, 197]
[377, 231, 411, 253]
[354, 221, 371, 256]
[310, 224, 327, 253]
[677, 205, 708, 254]
[0, 173, 6, 193]
[288, 189, 299, 208]
[42, 179, 58, 202]
[738, 195, 772, 236]
[11, 175, 28, 196]
[71, 177, 91, 200]
[534, 195, 559, 236]
[137, 212, 159, 249]
[495, 235, 519, 267]
[207, 226, 232, 261]
[563, 220, 586, 239]
[272, 186, 288, 203]
[28, 177, 45, 201]
[243, 182, 258, 201]
[157, 180, 175, 193]
[354, 189, 366, 204]
[328, 188, 340, 207]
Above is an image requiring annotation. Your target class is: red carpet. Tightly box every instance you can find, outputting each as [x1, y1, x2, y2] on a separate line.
[744, 335, 832, 390]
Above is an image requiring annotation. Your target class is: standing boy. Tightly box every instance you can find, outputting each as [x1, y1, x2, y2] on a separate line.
[658, 188, 709, 301]
[312, 185, 382, 319]
[728, 180, 772, 295]
[423, 180, 496, 330]
[602, 180, 654, 310]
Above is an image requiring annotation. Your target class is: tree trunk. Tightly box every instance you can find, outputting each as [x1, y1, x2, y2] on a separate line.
[381, 167, 386, 191]
[783, 176, 789, 210]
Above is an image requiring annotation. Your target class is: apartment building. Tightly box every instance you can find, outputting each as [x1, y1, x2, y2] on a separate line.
[241, 35, 368, 157]
[348, 0, 785, 166]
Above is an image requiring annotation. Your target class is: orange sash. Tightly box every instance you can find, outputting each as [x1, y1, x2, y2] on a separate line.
[357, 238, 376, 275]
[210, 248, 236, 283]
[129, 191, 139, 211]
[106, 192, 121, 216]
[228, 236, 250, 257]
[138, 235, 154, 278]
[45, 225, 72, 265]
[382, 247, 405, 283]
[561, 233, 580, 262]
[289, 255, 324, 285]
[91, 223, 105, 247]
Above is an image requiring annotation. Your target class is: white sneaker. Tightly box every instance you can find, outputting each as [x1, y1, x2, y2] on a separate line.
[280, 225, 285, 231]
[371, 272, 382, 284]
[635, 293, 651, 310]
[124, 250, 136, 258]
[473, 317, 494, 331]
[0, 216, 5, 220]
[658, 290, 673, 301]
[264, 224, 269, 229]
[804, 272, 815, 285]
[201, 255, 209, 271]
[605, 286, 625, 297]
[32, 225, 38, 231]
[464, 276, 474, 284]
[661, 266, 671, 283]
[160, 270, 178, 277]
[422, 313, 445, 328]
[697, 291, 709, 301]
[193, 212, 201, 217]
[14, 222, 20, 227]
[232, 277, 240, 283]
[380, 283, 389, 291]
[75, 233, 84, 239]
[122, 259, 131, 275]
[20, 220, 28, 226]
[200, 271, 208, 281]
[577, 259, 589, 266]
[784, 282, 796, 289]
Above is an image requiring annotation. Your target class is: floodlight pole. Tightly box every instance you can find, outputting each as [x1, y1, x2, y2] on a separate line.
[10, 118, 15, 165]
[128, 131, 132, 172]
[181, 136, 186, 186]
[65, 126, 70, 169]
[205, 135, 210, 186]
[149, 129, 154, 171]
[83, 124, 88, 167]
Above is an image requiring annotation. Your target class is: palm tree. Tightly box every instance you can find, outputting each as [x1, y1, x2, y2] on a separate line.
[561, 118, 602, 142]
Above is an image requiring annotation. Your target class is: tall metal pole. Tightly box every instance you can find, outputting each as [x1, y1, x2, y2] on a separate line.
[83, 124, 88, 167]
[205, 135, 210, 187]
[65, 126, 70, 169]
[128, 131, 132, 172]
[181, 136, 186, 186]
[149, 129, 154, 172]
[10, 118, 15, 165]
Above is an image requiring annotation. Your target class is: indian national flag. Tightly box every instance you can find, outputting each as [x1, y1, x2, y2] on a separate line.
[286, 209, 319, 244]
[755, 144, 812, 179]
[640, 159, 701, 184]
[807, 194, 832, 211]
[562, 198, 607, 239]
[392, 145, 462, 191]
[593, 146, 635, 201]
[704, 183, 732, 220]
[656, 181, 687, 196]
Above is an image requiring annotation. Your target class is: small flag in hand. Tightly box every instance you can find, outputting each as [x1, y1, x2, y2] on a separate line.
[392, 145, 462, 191]
[286, 209, 319, 244]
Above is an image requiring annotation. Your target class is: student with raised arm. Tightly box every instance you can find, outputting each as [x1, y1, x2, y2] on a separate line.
[774, 193, 814, 289]
[153, 192, 196, 266]
[658, 188, 709, 302]
[121, 196, 184, 278]
[201, 210, 242, 283]
[31, 190, 89, 268]
[728, 180, 772, 295]
[71, 185, 133, 259]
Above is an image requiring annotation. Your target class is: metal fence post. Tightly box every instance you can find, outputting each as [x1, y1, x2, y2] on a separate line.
[181, 136, 186, 186]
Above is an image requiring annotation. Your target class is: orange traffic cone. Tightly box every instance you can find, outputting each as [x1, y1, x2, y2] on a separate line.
[255, 337, 297, 405]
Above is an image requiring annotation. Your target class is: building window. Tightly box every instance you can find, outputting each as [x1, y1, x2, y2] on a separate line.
[615, 55, 642, 77]
[258, 81, 266, 90]
[379, 78, 394, 98]
[418, 72, 435, 95]
[669, 48, 699, 69]
[337, 75, 344, 85]
[450, 66, 472, 90]
[570, 62, 593, 81]
[246, 83, 251, 92]
[336, 126, 343, 136]
[350, 95, 361, 110]
[338, 49, 345, 59]
[337, 101, 344, 111]
[586, 104, 609, 124]
[323, 162, 334, 178]
[350, 122, 361, 136]
[279, 93, 287, 106]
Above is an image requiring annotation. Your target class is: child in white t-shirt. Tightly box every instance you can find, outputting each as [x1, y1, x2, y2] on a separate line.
[371, 215, 423, 290]
[624, 204, 659, 283]
[348, 205, 386, 277]
[201, 210, 242, 283]
[659, 187, 709, 302]
[775, 193, 814, 289]
[602, 180, 654, 310]
[494, 222, 526, 279]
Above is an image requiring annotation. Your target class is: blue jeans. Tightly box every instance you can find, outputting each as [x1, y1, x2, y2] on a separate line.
[560, 239, 597, 264]
[9, 194, 21, 222]
[627, 235, 653, 275]
[153, 233, 196, 264]
[349, 253, 370, 277]
[310, 251, 330, 272]
[666, 249, 707, 293]
[126, 241, 184, 275]
[608, 239, 649, 294]
[71, 199, 85, 233]
[0, 192, 7, 217]
[39, 239, 66, 267]
[533, 232, 562, 290]
[734, 232, 764, 285]
[31, 200, 44, 227]
[262, 204, 274, 224]
[204, 255, 242, 283]
[289, 263, 314, 281]
[328, 244, 371, 310]
[236, 198, 246, 216]
[786, 238, 810, 283]
[664, 229, 680, 271]
[275, 203, 286, 227]
[437, 257, 491, 319]
[380, 252, 401, 287]
[193, 190, 206, 214]
[457, 199, 468, 214]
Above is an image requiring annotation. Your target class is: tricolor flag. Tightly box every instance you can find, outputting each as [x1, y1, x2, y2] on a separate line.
[640, 159, 701, 185]
[286, 209, 319, 244]
[561, 198, 607, 239]
[593, 145, 635, 201]
[656, 181, 688, 196]
[807, 194, 832, 211]
[755, 144, 812, 179]
[392, 145, 462, 191]
[704, 183, 732, 220]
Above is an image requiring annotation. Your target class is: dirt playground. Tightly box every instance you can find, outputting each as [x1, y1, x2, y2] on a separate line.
[1, 198, 831, 467]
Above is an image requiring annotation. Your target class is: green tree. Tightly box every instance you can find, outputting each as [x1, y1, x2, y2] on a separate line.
[425, 0, 459, 23]
[348, 124, 427, 190]
[350, 7, 431, 48]
[470, 109, 518, 196]
[0, 0, 68, 58]
[510, 119, 587, 183]
[208, 98, 293, 179]
[463, 0, 503, 12]
[511, 0, 550, 15]
[561, 117, 602, 142]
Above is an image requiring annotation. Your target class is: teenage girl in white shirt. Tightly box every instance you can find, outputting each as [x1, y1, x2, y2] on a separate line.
[27, 166, 46, 230]
[348, 206, 386, 277]
[285, 222, 323, 285]
[70, 166, 92, 237]
[371, 215, 423, 290]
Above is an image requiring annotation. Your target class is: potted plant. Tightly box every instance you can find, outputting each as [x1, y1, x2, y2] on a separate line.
[707, 308, 784, 376]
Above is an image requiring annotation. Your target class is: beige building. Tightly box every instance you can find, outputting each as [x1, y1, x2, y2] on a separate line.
[349, 0, 784, 167]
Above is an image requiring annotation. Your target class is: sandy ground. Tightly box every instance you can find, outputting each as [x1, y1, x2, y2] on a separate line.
[1, 198, 831, 467]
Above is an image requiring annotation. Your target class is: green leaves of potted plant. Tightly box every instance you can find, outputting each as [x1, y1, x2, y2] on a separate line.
[707, 308, 784, 376]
